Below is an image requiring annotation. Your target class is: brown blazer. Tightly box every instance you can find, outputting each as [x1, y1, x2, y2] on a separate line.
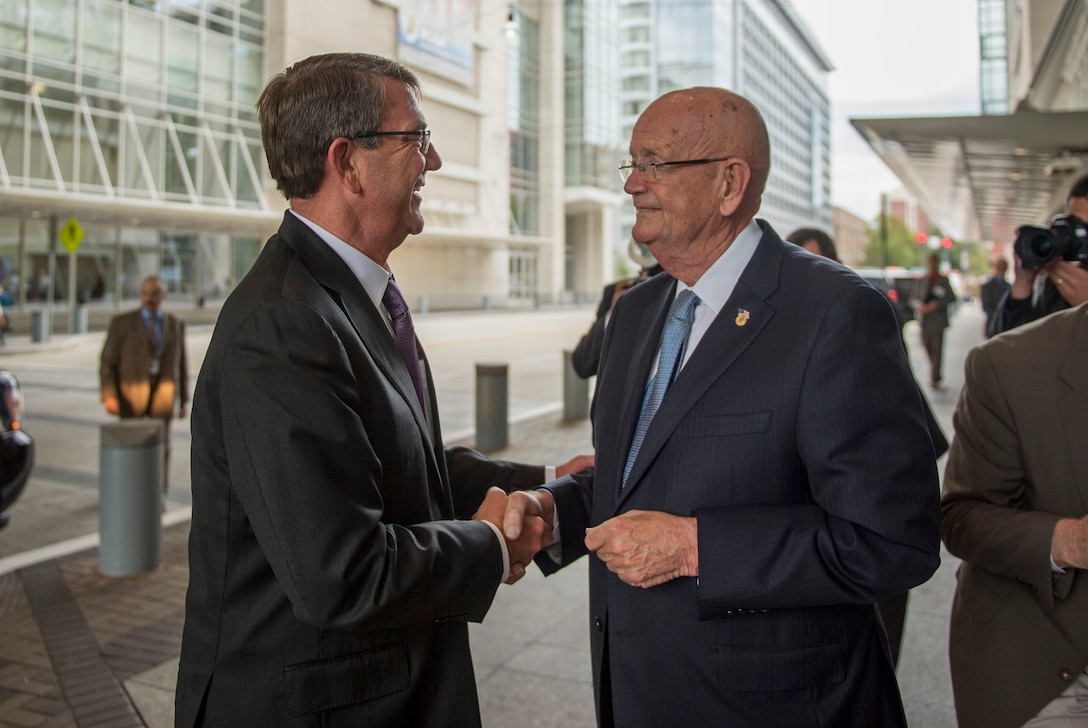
[942, 303, 1088, 728]
[99, 308, 189, 420]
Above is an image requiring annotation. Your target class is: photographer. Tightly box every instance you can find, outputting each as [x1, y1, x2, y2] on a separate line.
[571, 241, 663, 378]
[991, 173, 1088, 335]
[941, 302, 1088, 728]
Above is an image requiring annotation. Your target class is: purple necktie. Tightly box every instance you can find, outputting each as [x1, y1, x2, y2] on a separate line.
[383, 277, 426, 413]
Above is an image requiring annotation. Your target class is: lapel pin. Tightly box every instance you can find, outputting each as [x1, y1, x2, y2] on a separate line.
[735, 308, 750, 326]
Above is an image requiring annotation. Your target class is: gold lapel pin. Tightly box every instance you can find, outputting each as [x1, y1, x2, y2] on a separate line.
[735, 308, 750, 326]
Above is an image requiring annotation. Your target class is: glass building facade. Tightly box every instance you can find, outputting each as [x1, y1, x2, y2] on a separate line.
[0, 0, 271, 314]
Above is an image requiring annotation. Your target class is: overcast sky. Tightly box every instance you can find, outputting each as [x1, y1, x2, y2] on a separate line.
[786, 0, 981, 222]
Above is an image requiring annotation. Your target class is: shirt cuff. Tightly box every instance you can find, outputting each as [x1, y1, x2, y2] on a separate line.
[544, 465, 557, 482]
[481, 520, 510, 583]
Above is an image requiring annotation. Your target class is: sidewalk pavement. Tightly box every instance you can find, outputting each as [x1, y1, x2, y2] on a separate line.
[0, 303, 986, 728]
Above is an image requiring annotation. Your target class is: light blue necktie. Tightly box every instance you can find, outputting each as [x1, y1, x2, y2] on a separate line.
[622, 289, 699, 487]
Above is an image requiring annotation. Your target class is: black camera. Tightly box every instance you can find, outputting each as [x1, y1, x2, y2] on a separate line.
[1013, 213, 1088, 270]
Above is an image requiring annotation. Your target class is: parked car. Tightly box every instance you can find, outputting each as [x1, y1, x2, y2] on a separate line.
[852, 267, 920, 331]
[0, 370, 33, 529]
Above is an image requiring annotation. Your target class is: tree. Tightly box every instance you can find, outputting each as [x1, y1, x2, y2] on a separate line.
[859, 216, 927, 269]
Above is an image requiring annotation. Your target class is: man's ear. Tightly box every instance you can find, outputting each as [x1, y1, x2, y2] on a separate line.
[718, 158, 751, 217]
[326, 137, 364, 194]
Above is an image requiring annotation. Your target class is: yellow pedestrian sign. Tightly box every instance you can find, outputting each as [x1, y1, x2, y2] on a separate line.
[59, 217, 84, 254]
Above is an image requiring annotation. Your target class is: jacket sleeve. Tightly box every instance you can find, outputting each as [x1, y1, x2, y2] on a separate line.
[941, 345, 1069, 606]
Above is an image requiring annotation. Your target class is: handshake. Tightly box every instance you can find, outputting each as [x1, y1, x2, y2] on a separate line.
[472, 453, 593, 584]
[471, 453, 700, 590]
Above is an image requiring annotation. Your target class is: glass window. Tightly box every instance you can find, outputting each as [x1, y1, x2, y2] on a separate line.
[203, 33, 232, 100]
[126, 10, 162, 84]
[0, 0, 28, 53]
[622, 26, 648, 43]
[167, 21, 198, 92]
[82, 0, 122, 74]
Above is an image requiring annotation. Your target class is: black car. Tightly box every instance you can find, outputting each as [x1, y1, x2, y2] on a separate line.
[0, 371, 33, 529]
[852, 267, 919, 331]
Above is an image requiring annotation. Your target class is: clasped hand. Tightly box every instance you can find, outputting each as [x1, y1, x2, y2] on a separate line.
[473, 487, 549, 585]
[585, 511, 698, 588]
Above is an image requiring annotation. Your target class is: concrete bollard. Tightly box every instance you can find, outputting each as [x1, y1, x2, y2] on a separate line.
[475, 363, 508, 452]
[562, 350, 589, 421]
[99, 420, 164, 576]
[71, 304, 88, 333]
[30, 310, 50, 342]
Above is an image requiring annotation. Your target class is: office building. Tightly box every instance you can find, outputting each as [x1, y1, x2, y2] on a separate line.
[0, 0, 623, 321]
[617, 0, 834, 244]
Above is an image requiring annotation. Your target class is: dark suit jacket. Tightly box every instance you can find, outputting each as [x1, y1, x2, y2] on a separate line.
[941, 303, 1088, 728]
[99, 308, 188, 420]
[539, 222, 940, 727]
[176, 212, 545, 727]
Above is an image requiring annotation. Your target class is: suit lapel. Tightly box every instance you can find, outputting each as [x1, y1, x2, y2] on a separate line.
[617, 227, 783, 508]
[276, 214, 451, 512]
[281, 215, 430, 432]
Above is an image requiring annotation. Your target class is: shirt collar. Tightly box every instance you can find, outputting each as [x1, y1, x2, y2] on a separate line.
[289, 210, 393, 309]
[682, 218, 762, 316]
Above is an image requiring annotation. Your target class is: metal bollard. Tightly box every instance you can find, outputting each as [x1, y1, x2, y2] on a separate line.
[562, 350, 589, 421]
[71, 304, 88, 333]
[475, 363, 508, 452]
[30, 310, 50, 342]
[99, 420, 164, 576]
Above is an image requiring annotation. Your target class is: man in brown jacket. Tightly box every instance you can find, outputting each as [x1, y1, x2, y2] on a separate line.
[99, 274, 189, 493]
[942, 302, 1088, 728]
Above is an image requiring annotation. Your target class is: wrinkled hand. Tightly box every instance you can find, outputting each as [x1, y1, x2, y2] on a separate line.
[555, 454, 594, 479]
[103, 396, 120, 416]
[473, 487, 549, 584]
[585, 510, 698, 589]
[502, 489, 556, 543]
[1046, 261, 1088, 307]
[1052, 514, 1088, 569]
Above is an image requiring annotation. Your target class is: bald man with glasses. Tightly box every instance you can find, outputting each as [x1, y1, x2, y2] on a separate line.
[505, 86, 940, 727]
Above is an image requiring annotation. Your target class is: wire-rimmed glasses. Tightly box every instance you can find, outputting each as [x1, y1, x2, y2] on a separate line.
[619, 156, 731, 182]
[351, 129, 431, 154]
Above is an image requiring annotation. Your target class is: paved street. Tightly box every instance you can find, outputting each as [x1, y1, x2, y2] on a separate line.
[0, 298, 986, 727]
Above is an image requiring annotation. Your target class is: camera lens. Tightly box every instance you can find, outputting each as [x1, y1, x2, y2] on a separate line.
[1013, 225, 1057, 270]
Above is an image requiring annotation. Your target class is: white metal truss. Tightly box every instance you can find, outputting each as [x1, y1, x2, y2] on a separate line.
[1, 87, 273, 233]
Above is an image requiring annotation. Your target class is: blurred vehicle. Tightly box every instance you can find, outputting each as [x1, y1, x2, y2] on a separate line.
[852, 267, 920, 330]
[0, 370, 33, 529]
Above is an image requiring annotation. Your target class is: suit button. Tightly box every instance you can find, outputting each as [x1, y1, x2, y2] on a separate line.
[594, 616, 603, 632]
[1060, 668, 1075, 682]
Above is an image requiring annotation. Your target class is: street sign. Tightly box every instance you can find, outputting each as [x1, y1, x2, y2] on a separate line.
[59, 217, 84, 254]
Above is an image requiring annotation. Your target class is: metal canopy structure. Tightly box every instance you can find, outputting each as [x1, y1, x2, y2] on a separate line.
[851, 109, 1088, 244]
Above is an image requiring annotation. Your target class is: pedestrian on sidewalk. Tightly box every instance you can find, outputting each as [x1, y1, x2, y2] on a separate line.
[99, 274, 188, 493]
[912, 252, 957, 389]
[175, 52, 591, 728]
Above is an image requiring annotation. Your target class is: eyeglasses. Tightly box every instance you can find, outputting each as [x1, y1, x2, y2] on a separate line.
[351, 129, 431, 154]
[619, 156, 731, 182]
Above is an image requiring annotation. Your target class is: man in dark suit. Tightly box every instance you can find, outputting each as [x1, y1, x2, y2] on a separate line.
[979, 256, 1009, 337]
[571, 241, 662, 378]
[99, 274, 189, 493]
[941, 302, 1088, 728]
[505, 87, 940, 726]
[175, 53, 591, 728]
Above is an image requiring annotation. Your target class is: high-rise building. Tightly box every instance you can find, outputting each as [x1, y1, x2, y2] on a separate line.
[617, 0, 834, 244]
